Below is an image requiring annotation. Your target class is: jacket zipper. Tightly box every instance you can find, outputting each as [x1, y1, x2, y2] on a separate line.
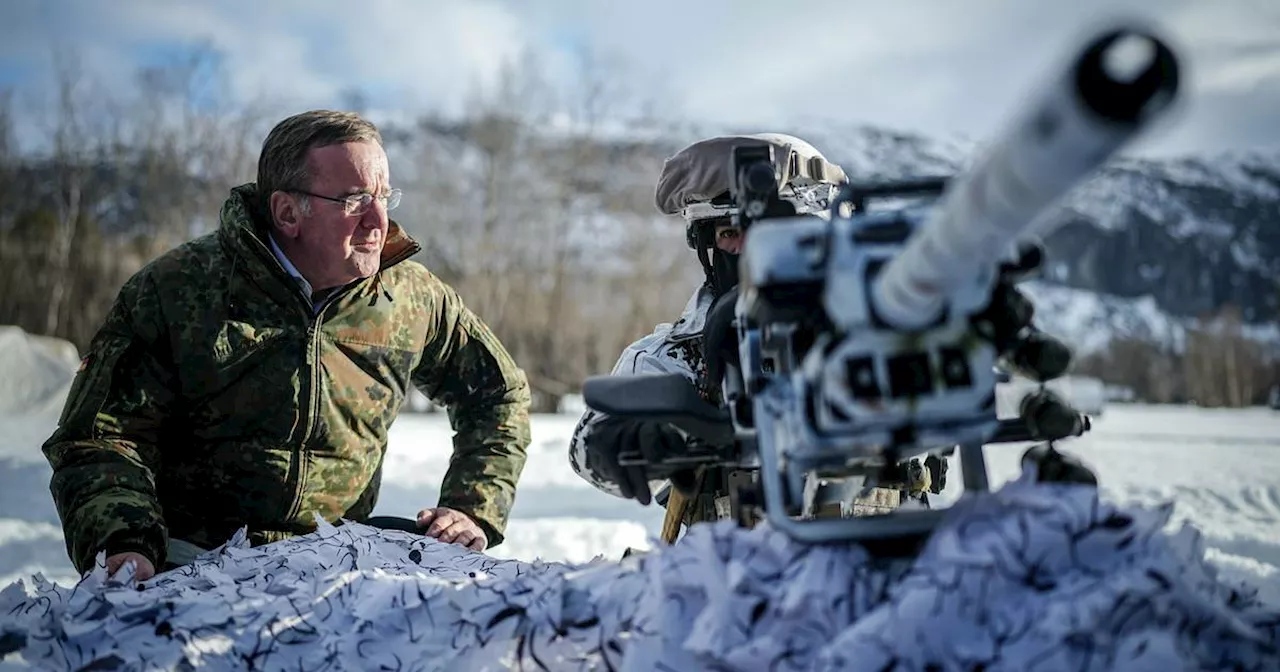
[237, 233, 318, 523]
[284, 309, 327, 524]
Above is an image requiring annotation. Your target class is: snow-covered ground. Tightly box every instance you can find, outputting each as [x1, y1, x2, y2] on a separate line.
[3, 404, 1278, 605]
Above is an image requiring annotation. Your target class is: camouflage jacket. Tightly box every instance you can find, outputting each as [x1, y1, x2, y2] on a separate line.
[43, 183, 532, 573]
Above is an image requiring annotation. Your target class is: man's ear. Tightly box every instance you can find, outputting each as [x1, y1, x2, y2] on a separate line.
[269, 191, 303, 239]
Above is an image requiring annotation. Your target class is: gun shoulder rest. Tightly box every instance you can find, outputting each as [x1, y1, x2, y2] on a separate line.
[582, 372, 736, 446]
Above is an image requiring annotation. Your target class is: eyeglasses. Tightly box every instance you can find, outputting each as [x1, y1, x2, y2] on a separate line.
[289, 188, 402, 216]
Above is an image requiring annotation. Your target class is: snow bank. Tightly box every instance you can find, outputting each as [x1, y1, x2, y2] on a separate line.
[2, 473, 1277, 671]
[0, 327, 79, 465]
[0, 327, 78, 418]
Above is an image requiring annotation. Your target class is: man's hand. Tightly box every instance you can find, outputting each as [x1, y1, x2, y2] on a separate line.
[417, 507, 487, 551]
[105, 551, 156, 581]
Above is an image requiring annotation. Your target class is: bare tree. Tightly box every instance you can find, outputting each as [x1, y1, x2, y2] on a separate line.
[0, 88, 15, 230]
[0, 41, 270, 352]
[1174, 303, 1272, 407]
[1075, 337, 1182, 403]
[40, 47, 100, 338]
[126, 42, 267, 249]
[0, 89, 12, 164]
[389, 46, 699, 410]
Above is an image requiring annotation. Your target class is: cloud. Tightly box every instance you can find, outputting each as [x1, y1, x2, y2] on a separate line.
[496, 0, 1280, 156]
[1, 0, 1277, 157]
[2, 0, 533, 113]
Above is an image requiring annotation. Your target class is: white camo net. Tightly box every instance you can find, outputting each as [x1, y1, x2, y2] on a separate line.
[2, 473, 1277, 671]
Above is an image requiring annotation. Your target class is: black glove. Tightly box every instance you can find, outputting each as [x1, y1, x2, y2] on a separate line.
[585, 415, 689, 505]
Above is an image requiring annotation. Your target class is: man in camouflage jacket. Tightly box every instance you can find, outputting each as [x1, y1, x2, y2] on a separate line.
[43, 110, 532, 580]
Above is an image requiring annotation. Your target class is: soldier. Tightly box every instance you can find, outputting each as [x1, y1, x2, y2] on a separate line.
[568, 133, 933, 542]
[43, 110, 532, 581]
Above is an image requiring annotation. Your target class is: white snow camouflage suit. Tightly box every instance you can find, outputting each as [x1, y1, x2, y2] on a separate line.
[568, 285, 714, 504]
[567, 284, 912, 526]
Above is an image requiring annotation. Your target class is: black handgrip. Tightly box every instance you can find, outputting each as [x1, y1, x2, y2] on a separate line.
[361, 515, 421, 533]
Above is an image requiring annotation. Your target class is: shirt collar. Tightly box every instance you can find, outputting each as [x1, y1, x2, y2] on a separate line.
[267, 232, 318, 306]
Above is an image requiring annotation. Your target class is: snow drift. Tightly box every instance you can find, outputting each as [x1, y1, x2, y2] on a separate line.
[0, 326, 78, 419]
[2, 472, 1277, 671]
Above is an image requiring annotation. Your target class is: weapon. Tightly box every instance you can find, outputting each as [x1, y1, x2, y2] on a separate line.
[583, 25, 1180, 546]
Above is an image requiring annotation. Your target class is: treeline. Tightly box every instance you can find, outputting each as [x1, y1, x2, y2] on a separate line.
[1, 45, 1275, 411]
[0, 47, 266, 364]
[1072, 304, 1280, 406]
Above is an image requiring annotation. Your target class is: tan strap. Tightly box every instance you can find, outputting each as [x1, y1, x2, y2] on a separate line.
[786, 150, 845, 186]
[659, 467, 710, 544]
[660, 486, 689, 544]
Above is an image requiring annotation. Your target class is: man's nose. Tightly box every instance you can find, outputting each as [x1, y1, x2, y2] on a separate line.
[361, 200, 388, 228]
[717, 238, 742, 254]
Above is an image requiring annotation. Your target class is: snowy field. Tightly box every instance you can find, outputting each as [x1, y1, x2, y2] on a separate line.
[2, 403, 1278, 605]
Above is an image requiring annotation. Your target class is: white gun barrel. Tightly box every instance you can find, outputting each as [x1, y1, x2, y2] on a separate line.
[871, 26, 1180, 329]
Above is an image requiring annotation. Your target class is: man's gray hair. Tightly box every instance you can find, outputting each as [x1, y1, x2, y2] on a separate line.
[257, 110, 383, 211]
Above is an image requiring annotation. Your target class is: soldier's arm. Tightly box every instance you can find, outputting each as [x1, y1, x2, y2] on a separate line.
[410, 276, 531, 549]
[42, 271, 177, 574]
[568, 330, 695, 498]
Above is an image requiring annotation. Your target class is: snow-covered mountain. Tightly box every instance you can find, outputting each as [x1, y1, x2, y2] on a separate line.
[609, 117, 1280, 356]
[797, 123, 1280, 352]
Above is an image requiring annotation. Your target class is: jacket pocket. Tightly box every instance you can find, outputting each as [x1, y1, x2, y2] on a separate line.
[187, 321, 295, 438]
[213, 321, 287, 371]
[323, 338, 418, 436]
[59, 335, 131, 430]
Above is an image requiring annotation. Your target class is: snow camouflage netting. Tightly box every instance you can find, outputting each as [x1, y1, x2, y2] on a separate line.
[2, 473, 1278, 671]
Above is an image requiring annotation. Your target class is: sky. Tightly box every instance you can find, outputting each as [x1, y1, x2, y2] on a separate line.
[0, 0, 1277, 158]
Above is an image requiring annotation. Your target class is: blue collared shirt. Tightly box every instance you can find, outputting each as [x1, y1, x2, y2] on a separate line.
[267, 233, 325, 314]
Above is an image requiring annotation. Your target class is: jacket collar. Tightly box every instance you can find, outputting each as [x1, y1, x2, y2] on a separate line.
[667, 284, 714, 341]
[217, 183, 422, 314]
